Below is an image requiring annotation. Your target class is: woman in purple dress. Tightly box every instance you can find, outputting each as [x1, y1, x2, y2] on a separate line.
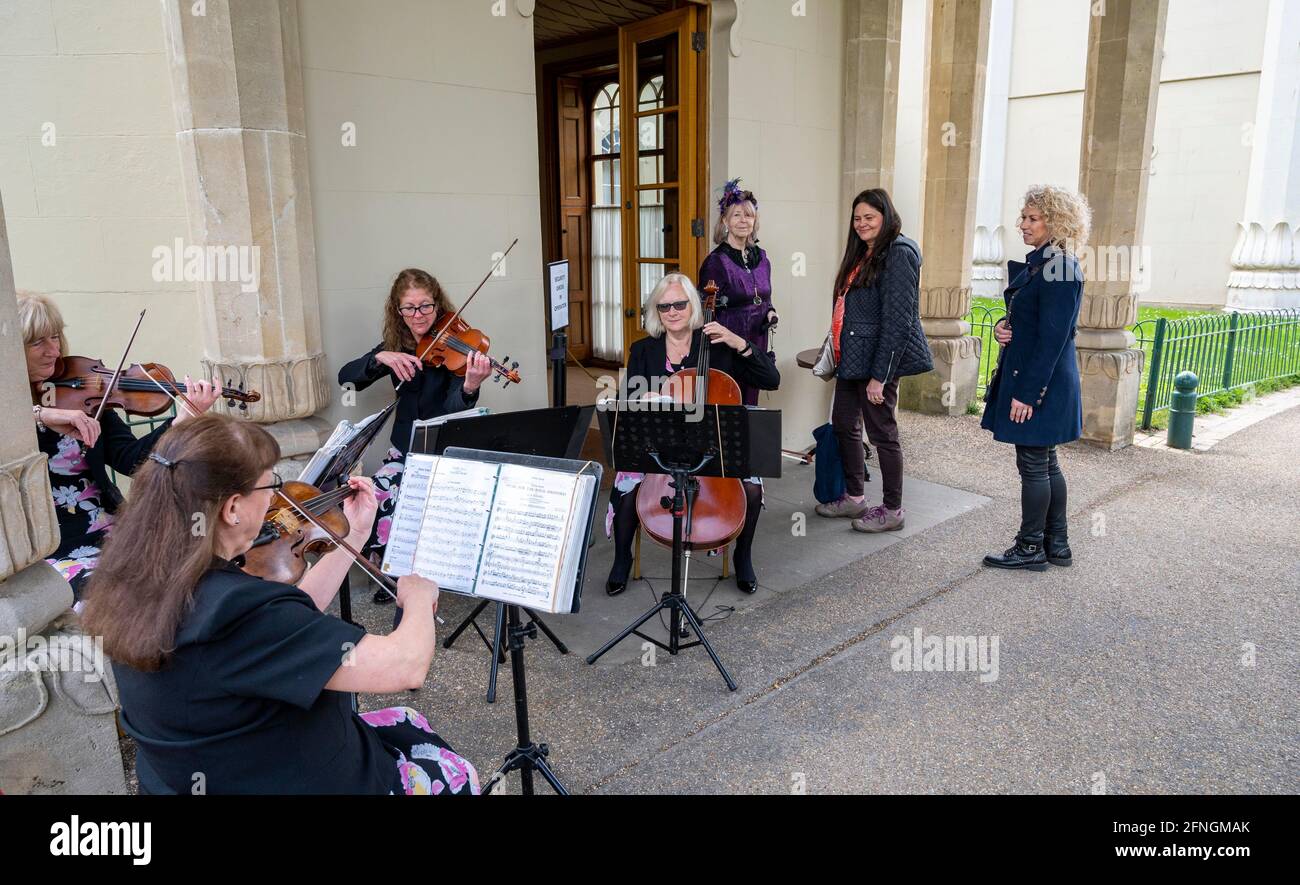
[698, 179, 778, 406]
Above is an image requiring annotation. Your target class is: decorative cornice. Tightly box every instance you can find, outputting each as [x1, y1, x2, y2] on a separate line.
[202, 352, 330, 423]
[1228, 221, 1300, 290]
[0, 452, 59, 581]
[972, 225, 1005, 266]
[919, 285, 973, 321]
[1077, 347, 1143, 381]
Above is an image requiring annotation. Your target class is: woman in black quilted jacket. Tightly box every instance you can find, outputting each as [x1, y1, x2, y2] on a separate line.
[815, 189, 932, 533]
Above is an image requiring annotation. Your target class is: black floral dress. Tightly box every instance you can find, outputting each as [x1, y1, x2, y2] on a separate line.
[39, 428, 115, 601]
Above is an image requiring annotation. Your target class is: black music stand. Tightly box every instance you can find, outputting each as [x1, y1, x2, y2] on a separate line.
[586, 402, 781, 692]
[410, 405, 595, 703]
[440, 447, 602, 797]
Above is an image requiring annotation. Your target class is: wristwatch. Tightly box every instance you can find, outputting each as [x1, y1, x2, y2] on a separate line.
[33, 405, 47, 432]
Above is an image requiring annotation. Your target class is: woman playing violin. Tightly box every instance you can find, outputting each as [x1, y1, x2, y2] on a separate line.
[604, 273, 780, 596]
[338, 269, 493, 601]
[82, 415, 478, 795]
[20, 293, 220, 603]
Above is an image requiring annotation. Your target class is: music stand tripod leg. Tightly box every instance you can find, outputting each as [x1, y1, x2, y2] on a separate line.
[441, 598, 492, 649]
[483, 605, 568, 796]
[486, 601, 506, 704]
[524, 608, 569, 654]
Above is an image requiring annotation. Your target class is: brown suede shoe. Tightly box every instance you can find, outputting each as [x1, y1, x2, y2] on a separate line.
[815, 495, 870, 519]
[851, 505, 905, 533]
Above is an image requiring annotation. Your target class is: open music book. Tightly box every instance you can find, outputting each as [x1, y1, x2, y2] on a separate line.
[381, 454, 597, 614]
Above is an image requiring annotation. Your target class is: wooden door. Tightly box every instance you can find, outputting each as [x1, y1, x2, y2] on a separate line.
[556, 75, 591, 361]
[618, 6, 701, 359]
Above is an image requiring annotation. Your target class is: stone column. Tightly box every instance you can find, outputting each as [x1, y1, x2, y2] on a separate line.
[970, 0, 1013, 299]
[899, 0, 991, 415]
[1227, 0, 1300, 311]
[0, 193, 126, 794]
[842, 0, 904, 205]
[161, 0, 331, 467]
[1076, 0, 1168, 450]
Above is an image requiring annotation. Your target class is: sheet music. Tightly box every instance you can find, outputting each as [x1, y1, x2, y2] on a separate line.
[410, 458, 499, 592]
[297, 410, 386, 485]
[473, 465, 579, 608]
[381, 455, 596, 613]
[380, 454, 437, 577]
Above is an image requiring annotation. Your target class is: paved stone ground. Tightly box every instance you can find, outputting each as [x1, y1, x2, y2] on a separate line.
[121, 401, 1299, 794]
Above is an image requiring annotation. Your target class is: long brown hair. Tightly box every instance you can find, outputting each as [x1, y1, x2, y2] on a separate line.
[381, 268, 456, 352]
[81, 415, 280, 671]
[834, 189, 903, 299]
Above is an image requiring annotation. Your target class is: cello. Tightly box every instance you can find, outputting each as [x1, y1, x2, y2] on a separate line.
[635, 282, 747, 551]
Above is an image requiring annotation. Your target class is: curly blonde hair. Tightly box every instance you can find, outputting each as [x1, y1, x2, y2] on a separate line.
[1021, 185, 1092, 252]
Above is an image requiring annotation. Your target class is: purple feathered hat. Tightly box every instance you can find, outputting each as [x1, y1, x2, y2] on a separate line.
[718, 177, 758, 216]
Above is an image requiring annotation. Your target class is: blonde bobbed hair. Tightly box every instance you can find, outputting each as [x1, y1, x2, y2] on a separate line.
[642, 273, 704, 339]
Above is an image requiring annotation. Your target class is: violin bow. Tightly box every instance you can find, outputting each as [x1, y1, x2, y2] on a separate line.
[415, 238, 520, 364]
[91, 309, 147, 423]
[140, 366, 202, 418]
[272, 487, 445, 625]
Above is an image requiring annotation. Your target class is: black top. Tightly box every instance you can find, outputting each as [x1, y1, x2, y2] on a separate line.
[717, 242, 763, 272]
[114, 559, 398, 795]
[81, 410, 173, 513]
[623, 328, 780, 397]
[337, 343, 480, 457]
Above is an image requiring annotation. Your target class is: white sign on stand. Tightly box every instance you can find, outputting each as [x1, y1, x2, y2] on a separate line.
[548, 260, 570, 333]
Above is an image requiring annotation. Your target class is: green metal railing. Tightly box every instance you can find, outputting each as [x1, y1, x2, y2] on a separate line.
[966, 303, 1300, 426]
[1140, 309, 1300, 428]
[968, 303, 1005, 397]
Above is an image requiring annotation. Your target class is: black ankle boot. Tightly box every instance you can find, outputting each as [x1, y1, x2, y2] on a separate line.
[983, 537, 1048, 571]
[1043, 533, 1072, 567]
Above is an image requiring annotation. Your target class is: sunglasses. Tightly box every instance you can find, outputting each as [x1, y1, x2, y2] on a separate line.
[398, 303, 437, 317]
[655, 299, 691, 315]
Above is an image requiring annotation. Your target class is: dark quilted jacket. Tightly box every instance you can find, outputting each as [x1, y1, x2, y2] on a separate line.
[837, 235, 933, 382]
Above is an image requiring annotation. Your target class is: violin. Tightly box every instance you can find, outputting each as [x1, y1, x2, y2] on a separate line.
[409, 238, 523, 388]
[36, 355, 260, 417]
[241, 478, 441, 622]
[242, 481, 354, 586]
[417, 313, 522, 386]
[635, 282, 748, 551]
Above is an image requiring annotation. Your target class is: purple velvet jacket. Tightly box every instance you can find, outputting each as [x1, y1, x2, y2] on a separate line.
[699, 243, 775, 405]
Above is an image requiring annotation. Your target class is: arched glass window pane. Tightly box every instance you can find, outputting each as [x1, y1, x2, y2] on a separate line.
[593, 82, 620, 156]
[639, 76, 664, 110]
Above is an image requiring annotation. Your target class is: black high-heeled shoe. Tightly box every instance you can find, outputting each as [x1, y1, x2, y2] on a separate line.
[606, 579, 628, 596]
[736, 578, 757, 595]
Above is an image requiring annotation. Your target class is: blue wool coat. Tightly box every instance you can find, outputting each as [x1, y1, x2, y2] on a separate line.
[981, 243, 1083, 447]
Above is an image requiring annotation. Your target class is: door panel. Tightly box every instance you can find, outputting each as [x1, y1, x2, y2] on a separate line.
[557, 75, 590, 360]
[618, 6, 700, 360]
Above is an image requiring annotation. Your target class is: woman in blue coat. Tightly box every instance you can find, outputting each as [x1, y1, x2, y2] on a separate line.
[981, 185, 1092, 571]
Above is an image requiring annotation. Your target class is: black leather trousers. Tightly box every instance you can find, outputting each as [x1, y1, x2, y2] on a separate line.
[1014, 445, 1068, 545]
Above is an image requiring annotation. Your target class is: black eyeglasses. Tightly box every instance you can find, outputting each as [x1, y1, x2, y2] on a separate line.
[398, 303, 438, 317]
[656, 299, 691, 315]
[251, 472, 284, 493]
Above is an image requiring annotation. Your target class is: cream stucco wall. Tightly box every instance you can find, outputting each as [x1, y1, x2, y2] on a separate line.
[725, 0, 845, 450]
[0, 0, 197, 376]
[888, 0, 1268, 309]
[299, 0, 548, 447]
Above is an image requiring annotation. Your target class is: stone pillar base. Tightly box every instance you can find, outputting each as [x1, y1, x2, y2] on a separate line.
[261, 416, 336, 478]
[1077, 346, 1144, 450]
[0, 564, 125, 795]
[899, 336, 982, 415]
